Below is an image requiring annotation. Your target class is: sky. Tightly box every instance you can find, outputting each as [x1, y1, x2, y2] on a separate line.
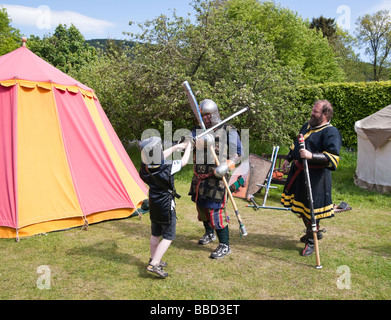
[1, 0, 391, 41]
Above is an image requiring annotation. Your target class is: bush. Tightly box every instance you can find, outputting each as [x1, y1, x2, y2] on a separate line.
[298, 81, 391, 149]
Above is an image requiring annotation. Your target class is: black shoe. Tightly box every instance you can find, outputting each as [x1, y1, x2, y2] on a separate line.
[147, 264, 168, 278]
[149, 258, 167, 268]
[198, 233, 216, 245]
[210, 244, 231, 259]
[301, 242, 315, 256]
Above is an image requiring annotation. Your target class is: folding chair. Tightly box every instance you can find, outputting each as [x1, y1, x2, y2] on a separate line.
[246, 146, 291, 211]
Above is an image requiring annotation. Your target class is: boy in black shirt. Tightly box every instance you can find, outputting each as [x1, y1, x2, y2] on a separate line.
[139, 136, 192, 278]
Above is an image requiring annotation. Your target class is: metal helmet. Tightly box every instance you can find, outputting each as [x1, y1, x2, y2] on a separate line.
[139, 136, 163, 166]
[200, 99, 221, 126]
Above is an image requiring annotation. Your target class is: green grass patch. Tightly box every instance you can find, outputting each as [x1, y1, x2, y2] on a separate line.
[0, 148, 390, 300]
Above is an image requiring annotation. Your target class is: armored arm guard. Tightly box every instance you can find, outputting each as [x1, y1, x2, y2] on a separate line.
[214, 159, 237, 178]
[310, 152, 329, 165]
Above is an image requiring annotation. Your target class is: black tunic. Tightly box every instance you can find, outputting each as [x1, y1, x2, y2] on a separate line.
[281, 122, 342, 221]
[139, 163, 175, 225]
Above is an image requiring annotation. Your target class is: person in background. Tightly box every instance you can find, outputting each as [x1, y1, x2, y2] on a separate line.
[281, 100, 342, 256]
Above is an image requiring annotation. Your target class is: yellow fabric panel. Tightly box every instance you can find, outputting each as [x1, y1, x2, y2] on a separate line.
[85, 207, 139, 225]
[0, 207, 139, 239]
[83, 95, 146, 206]
[0, 80, 17, 87]
[1, 80, 96, 97]
[17, 85, 83, 227]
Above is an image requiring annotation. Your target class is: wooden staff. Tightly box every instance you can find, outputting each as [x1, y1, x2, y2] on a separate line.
[299, 134, 322, 269]
[209, 144, 247, 236]
[182, 81, 247, 236]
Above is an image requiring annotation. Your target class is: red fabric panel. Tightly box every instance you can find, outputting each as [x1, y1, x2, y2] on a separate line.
[0, 85, 18, 228]
[54, 88, 132, 215]
[94, 99, 148, 195]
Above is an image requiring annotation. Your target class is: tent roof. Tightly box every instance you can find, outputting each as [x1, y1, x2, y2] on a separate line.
[0, 45, 92, 92]
[356, 105, 391, 149]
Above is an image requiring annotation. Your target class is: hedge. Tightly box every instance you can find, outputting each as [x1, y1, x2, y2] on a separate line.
[298, 81, 391, 149]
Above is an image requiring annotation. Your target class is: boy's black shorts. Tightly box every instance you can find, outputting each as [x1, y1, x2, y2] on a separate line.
[151, 211, 176, 240]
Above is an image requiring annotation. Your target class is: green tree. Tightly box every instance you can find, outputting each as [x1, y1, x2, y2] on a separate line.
[330, 28, 362, 82]
[224, 0, 345, 83]
[79, 0, 345, 144]
[28, 24, 97, 74]
[355, 9, 391, 81]
[73, 46, 139, 142]
[311, 15, 361, 82]
[310, 16, 337, 39]
[111, 0, 307, 144]
[0, 7, 22, 55]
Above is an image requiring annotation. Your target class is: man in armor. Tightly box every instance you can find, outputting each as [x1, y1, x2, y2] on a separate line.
[189, 99, 242, 259]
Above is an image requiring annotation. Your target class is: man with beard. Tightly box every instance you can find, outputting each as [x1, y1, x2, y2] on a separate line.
[280, 100, 342, 256]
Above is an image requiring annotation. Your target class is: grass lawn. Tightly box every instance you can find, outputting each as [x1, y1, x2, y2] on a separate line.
[0, 149, 390, 300]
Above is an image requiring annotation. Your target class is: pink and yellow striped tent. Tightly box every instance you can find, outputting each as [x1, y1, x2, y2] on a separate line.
[0, 42, 148, 239]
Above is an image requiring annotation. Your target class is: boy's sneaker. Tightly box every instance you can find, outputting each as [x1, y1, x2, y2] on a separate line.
[198, 233, 216, 245]
[147, 264, 168, 278]
[210, 244, 231, 259]
[149, 258, 167, 268]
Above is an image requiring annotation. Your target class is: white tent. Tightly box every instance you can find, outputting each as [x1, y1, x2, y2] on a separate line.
[354, 105, 391, 193]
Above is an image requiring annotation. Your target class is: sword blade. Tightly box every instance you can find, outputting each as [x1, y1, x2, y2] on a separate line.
[182, 81, 206, 131]
[195, 107, 248, 140]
